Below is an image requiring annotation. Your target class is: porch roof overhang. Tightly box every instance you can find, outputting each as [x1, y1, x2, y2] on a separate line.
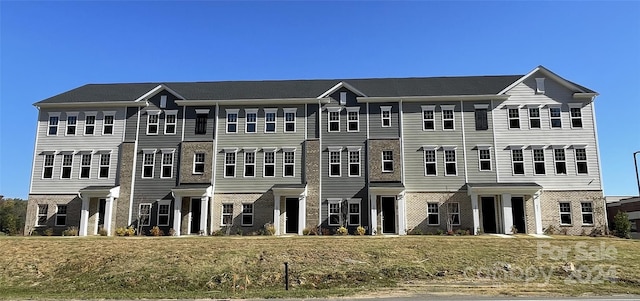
[466, 182, 542, 196]
[272, 183, 306, 195]
[78, 185, 120, 198]
[171, 184, 213, 197]
[369, 181, 405, 195]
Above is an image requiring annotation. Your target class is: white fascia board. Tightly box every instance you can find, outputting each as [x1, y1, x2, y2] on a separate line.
[134, 84, 186, 102]
[176, 97, 329, 106]
[36, 101, 144, 108]
[317, 82, 368, 99]
[356, 94, 509, 103]
[573, 93, 599, 99]
[498, 65, 590, 95]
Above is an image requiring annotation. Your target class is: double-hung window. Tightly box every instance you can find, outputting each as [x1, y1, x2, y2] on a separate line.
[264, 108, 277, 133]
[581, 202, 594, 225]
[328, 200, 341, 226]
[381, 106, 391, 127]
[478, 147, 491, 171]
[263, 149, 276, 177]
[146, 111, 160, 135]
[195, 109, 209, 135]
[80, 153, 92, 179]
[474, 104, 489, 130]
[242, 203, 254, 226]
[424, 148, 437, 176]
[447, 203, 460, 225]
[559, 202, 572, 225]
[224, 150, 237, 178]
[348, 199, 361, 226]
[226, 109, 238, 133]
[283, 148, 295, 177]
[139, 203, 151, 226]
[575, 148, 588, 174]
[193, 153, 205, 174]
[99, 153, 110, 178]
[329, 148, 341, 177]
[508, 107, 520, 129]
[284, 108, 296, 132]
[43, 154, 55, 178]
[37, 204, 48, 226]
[244, 150, 256, 177]
[157, 201, 170, 226]
[103, 112, 115, 135]
[328, 108, 340, 132]
[444, 147, 457, 176]
[61, 153, 73, 179]
[245, 109, 257, 133]
[528, 107, 541, 129]
[427, 203, 439, 225]
[422, 105, 435, 130]
[348, 148, 360, 177]
[66, 113, 78, 135]
[164, 110, 177, 135]
[533, 148, 546, 175]
[569, 104, 583, 128]
[554, 148, 567, 175]
[549, 107, 562, 128]
[84, 113, 96, 135]
[222, 203, 233, 226]
[161, 150, 174, 178]
[511, 147, 525, 175]
[48, 113, 60, 136]
[142, 150, 156, 178]
[346, 108, 359, 132]
[55, 205, 67, 226]
[441, 105, 455, 130]
[382, 150, 393, 172]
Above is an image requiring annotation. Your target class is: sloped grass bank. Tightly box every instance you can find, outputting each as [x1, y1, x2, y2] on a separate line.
[0, 235, 638, 299]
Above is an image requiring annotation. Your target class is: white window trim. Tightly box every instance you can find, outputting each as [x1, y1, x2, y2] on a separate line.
[423, 145, 438, 176]
[510, 148, 525, 176]
[160, 149, 174, 179]
[327, 107, 341, 132]
[347, 147, 361, 177]
[552, 147, 567, 175]
[55, 205, 67, 226]
[99, 152, 110, 179]
[221, 203, 233, 226]
[139, 203, 152, 226]
[164, 110, 178, 135]
[568, 103, 583, 129]
[427, 202, 440, 225]
[141, 149, 157, 179]
[284, 108, 297, 133]
[102, 111, 116, 135]
[47, 112, 61, 136]
[440, 105, 455, 131]
[263, 148, 277, 177]
[245, 108, 258, 133]
[329, 147, 342, 177]
[532, 147, 546, 176]
[559, 202, 572, 226]
[241, 203, 254, 226]
[282, 147, 296, 177]
[380, 106, 391, 128]
[192, 152, 205, 175]
[421, 105, 436, 131]
[448, 202, 460, 226]
[507, 107, 521, 129]
[145, 110, 160, 135]
[84, 112, 97, 136]
[347, 198, 361, 226]
[328, 199, 342, 226]
[477, 146, 492, 172]
[36, 204, 48, 226]
[157, 200, 171, 226]
[223, 148, 238, 178]
[42, 153, 55, 179]
[574, 147, 589, 175]
[243, 149, 257, 178]
[443, 146, 457, 176]
[346, 107, 360, 132]
[381, 150, 394, 173]
[548, 105, 562, 129]
[226, 109, 239, 134]
[581, 202, 594, 226]
[264, 108, 277, 133]
[65, 112, 78, 136]
[79, 152, 92, 179]
[60, 152, 74, 179]
[527, 106, 541, 129]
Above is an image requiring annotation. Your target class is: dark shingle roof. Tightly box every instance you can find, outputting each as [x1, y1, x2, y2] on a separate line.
[35, 75, 523, 105]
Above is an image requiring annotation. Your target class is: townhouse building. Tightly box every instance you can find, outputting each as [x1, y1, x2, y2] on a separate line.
[25, 66, 606, 236]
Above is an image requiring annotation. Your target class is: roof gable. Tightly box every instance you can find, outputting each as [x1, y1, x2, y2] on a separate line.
[498, 65, 597, 95]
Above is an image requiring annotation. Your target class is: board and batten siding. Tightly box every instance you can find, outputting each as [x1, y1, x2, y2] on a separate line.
[463, 101, 498, 184]
[494, 72, 601, 190]
[215, 104, 306, 193]
[402, 101, 466, 192]
[30, 107, 126, 194]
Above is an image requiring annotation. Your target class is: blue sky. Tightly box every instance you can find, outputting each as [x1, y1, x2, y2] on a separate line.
[1, 1, 639, 199]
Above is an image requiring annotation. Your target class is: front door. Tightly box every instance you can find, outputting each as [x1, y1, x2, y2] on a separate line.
[381, 196, 396, 234]
[511, 197, 526, 234]
[97, 198, 106, 231]
[481, 197, 497, 234]
[286, 198, 299, 234]
[190, 198, 201, 234]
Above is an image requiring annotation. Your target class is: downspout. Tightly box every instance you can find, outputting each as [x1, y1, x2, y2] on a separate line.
[461, 100, 469, 184]
[210, 103, 219, 234]
[590, 96, 607, 230]
[398, 99, 406, 234]
[318, 99, 322, 227]
[29, 106, 41, 195]
[127, 105, 142, 225]
[490, 99, 499, 183]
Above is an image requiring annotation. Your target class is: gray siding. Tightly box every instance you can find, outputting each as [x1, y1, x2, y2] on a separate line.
[183, 106, 215, 141]
[368, 103, 400, 138]
[306, 103, 319, 139]
[463, 101, 497, 183]
[124, 107, 138, 142]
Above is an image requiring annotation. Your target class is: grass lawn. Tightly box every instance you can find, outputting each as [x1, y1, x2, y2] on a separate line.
[0, 235, 638, 299]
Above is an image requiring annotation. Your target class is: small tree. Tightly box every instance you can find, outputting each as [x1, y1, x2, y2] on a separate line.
[613, 211, 631, 239]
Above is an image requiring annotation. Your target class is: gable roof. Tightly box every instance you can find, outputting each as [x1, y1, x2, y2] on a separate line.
[498, 65, 597, 95]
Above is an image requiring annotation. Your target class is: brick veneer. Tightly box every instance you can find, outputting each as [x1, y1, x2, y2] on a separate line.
[210, 192, 274, 234]
[368, 139, 402, 182]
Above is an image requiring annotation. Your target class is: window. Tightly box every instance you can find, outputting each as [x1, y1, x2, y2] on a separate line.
[164, 111, 177, 134]
[37, 204, 48, 226]
[508, 108, 520, 129]
[479, 148, 491, 171]
[422, 106, 435, 130]
[525, 108, 539, 129]
[161, 151, 174, 178]
[559, 202, 572, 225]
[347, 108, 359, 132]
[48, 115, 59, 135]
[575, 148, 588, 174]
[244, 151, 256, 177]
[475, 108, 488, 130]
[99, 153, 110, 178]
[348, 149, 360, 177]
[549, 107, 562, 128]
[339, 92, 347, 105]
[245, 109, 257, 133]
[382, 150, 393, 172]
[511, 148, 525, 175]
[447, 203, 460, 225]
[381, 106, 391, 127]
[427, 203, 439, 225]
[103, 113, 114, 135]
[554, 148, 567, 175]
[242, 203, 253, 226]
[226, 110, 238, 133]
[533, 148, 546, 175]
[61, 154, 73, 179]
[142, 152, 155, 178]
[328, 110, 340, 132]
[80, 153, 91, 179]
[424, 149, 437, 176]
[348, 200, 360, 226]
[283, 150, 295, 177]
[66, 114, 77, 135]
[195, 112, 208, 135]
[328, 200, 341, 226]
[284, 108, 296, 132]
[570, 107, 583, 128]
[442, 106, 454, 130]
[581, 202, 594, 225]
[222, 203, 233, 226]
[146, 112, 159, 135]
[139, 203, 151, 226]
[263, 150, 275, 177]
[224, 152, 236, 177]
[264, 109, 277, 133]
[55, 205, 67, 226]
[193, 153, 205, 174]
[158, 202, 170, 226]
[43, 154, 55, 178]
[444, 149, 457, 176]
[329, 149, 341, 177]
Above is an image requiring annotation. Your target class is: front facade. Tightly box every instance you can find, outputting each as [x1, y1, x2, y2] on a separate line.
[25, 66, 606, 236]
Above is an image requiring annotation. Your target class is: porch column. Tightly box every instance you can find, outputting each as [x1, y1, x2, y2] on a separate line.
[79, 195, 89, 236]
[199, 196, 208, 235]
[533, 191, 543, 234]
[502, 193, 514, 234]
[104, 197, 114, 236]
[397, 191, 406, 235]
[369, 192, 377, 235]
[470, 194, 480, 235]
[298, 191, 306, 235]
[172, 194, 182, 236]
[273, 193, 281, 235]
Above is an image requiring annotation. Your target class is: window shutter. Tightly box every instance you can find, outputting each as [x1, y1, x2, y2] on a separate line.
[475, 109, 488, 130]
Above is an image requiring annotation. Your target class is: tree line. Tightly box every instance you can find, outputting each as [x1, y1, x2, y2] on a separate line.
[0, 197, 27, 235]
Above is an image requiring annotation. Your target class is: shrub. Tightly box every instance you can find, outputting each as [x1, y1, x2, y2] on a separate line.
[511, 226, 518, 234]
[543, 225, 557, 235]
[613, 211, 631, 238]
[408, 228, 422, 235]
[43, 228, 54, 236]
[168, 228, 176, 236]
[115, 227, 126, 236]
[476, 227, 484, 235]
[356, 226, 366, 236]
[98, 227, 108, 236]
[263, 223, 275, 236]
[435, 229, 444, 235]
[149, 226, 164, 236]
[336, 226, 348, 236]
[212, 229, 225, 236]
[62, 226, 79, 236]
